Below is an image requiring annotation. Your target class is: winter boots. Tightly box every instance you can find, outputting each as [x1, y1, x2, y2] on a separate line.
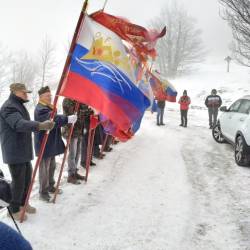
[39, 192, 51, 202]
[20, 204, 36, 214]
[7, 210, 28, 222]
[67, 172, 85, 185]
[48, 186, 62, 195]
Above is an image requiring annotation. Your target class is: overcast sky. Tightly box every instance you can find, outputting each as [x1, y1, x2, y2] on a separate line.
[0, 0, 232, 61]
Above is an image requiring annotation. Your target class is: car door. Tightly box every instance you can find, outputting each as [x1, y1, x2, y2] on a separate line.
[227, 99, 250, 142]
[220, 99, 242, 140]
[232, 99, 250, 142]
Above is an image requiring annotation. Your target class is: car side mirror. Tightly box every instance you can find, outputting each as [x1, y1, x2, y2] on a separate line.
[220, 106, 228, 112]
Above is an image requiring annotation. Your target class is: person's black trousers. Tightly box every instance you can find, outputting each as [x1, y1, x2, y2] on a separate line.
[181, 110, 188, 126]
[8, 162, 32, 213]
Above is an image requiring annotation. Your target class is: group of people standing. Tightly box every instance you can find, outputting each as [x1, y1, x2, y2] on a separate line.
[0, 83, 113, 222]
[155, 88, 222, 129]
[154, 89, 191, 127]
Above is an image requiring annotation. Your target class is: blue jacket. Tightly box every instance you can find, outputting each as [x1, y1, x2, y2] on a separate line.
[0, 94, 39, 164]
[0, 222, 33, 250]
[34, 102, 68, 158]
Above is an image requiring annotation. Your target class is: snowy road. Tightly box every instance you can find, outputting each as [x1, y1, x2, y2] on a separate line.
[1, 109, 250, 250]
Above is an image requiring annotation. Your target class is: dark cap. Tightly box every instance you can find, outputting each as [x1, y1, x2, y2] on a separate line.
[183, 90, 187, 95]
[10, 83, 32, 93]
[38, 86, 50, 96]
[211, 89, 217, 94]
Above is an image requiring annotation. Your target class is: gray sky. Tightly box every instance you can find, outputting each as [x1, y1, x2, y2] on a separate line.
[0, 0, 232, 60]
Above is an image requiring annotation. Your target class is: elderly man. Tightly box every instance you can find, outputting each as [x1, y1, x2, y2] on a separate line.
[34, 86, 77, 202]
[0, 83, 54, 221]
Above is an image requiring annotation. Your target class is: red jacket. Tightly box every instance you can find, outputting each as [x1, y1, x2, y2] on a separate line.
[178, 96, 191, 110]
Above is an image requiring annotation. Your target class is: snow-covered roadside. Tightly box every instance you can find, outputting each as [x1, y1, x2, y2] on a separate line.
[1, 110, 192, 250]
[1, 108, 250, 249]
[1, 61, 250, 249]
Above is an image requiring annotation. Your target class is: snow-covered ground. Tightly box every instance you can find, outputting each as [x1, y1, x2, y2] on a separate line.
[1, 61, 250, 249]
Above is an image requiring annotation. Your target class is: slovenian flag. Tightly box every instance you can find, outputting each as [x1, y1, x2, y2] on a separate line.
[60, 15, 150, 140]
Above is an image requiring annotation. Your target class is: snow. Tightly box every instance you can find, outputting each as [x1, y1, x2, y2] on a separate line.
[1, 61, 250, 249]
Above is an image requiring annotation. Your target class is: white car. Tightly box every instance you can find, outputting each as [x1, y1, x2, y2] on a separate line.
[212, 95, 250, 166]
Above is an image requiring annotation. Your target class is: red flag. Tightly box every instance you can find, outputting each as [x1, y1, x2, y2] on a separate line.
[90, 10, 166, 61]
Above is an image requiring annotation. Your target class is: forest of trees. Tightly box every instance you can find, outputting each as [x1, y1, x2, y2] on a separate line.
[0, 37, 60, 106]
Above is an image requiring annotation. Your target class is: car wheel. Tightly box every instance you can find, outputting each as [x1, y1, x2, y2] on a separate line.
[235, 135, 249, 166]
[212, 123, 226, 143]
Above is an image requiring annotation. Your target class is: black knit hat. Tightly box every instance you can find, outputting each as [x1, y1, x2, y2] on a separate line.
[38, 86, 50, 96]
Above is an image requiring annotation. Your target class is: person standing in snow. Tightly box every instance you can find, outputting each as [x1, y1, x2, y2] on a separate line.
[62, 98, 85, 185]
[0, 83, 54, 221]
[205, 89, 222, 129]
[156, 100, 166, 126]
[34, 86, 77, 202]
[178, 90, 191, 127]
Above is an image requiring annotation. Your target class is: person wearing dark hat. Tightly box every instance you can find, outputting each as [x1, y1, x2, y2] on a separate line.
[178, 90, 191, 127]
[0, 83, 55, 221]
[205, 89, 222, 129]
[34, 86, 77, 202]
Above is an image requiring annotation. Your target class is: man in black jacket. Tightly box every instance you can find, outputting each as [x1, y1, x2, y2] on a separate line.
[0, 83, 54, 221]
[205, 89, 222, 129]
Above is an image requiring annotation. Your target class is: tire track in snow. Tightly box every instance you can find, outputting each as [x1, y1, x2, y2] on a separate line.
[180, 124, 250, 250]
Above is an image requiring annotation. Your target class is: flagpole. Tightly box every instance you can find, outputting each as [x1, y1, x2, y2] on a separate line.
[20, 0, 89, 223]
[149, 60, 154, 72]
[102, 0, 108, 11]
[85, 115, 99, 182]
[100, 134, 108, 154]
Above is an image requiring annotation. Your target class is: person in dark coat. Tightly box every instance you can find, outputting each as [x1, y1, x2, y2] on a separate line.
[178, 90, 191, 127]
[34, 86, 77, 202]
[205, 89, 222, 129]
[0, 221, 33, 250]
[62, 98, 85, 184]
[0, 83, 54, 221]
[156, 100, 166, 126]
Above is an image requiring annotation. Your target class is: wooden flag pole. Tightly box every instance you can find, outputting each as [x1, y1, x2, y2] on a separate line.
[52, 102, 80, 204]
[85, 115, 100, 182]
[100, 134, 108, 154]
[85, 127, 96, 182]
[20, 0, 89, 222]
[102, 0, 108, 11]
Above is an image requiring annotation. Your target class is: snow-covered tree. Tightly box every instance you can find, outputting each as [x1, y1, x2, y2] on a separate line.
[150, 2, 206, 77]
[219, 0, 250, 67]
[10, 51, 38, 106]
[0, 43, 11, 97]
[37, 36, 57, 88]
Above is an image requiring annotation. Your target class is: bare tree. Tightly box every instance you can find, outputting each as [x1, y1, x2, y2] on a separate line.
[219, 0, 250, 67]
[37, 36, 57, 87]
[10, 51, 38, 106]
[150, 2, 206, 77]
[0, 43, 12, 97]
